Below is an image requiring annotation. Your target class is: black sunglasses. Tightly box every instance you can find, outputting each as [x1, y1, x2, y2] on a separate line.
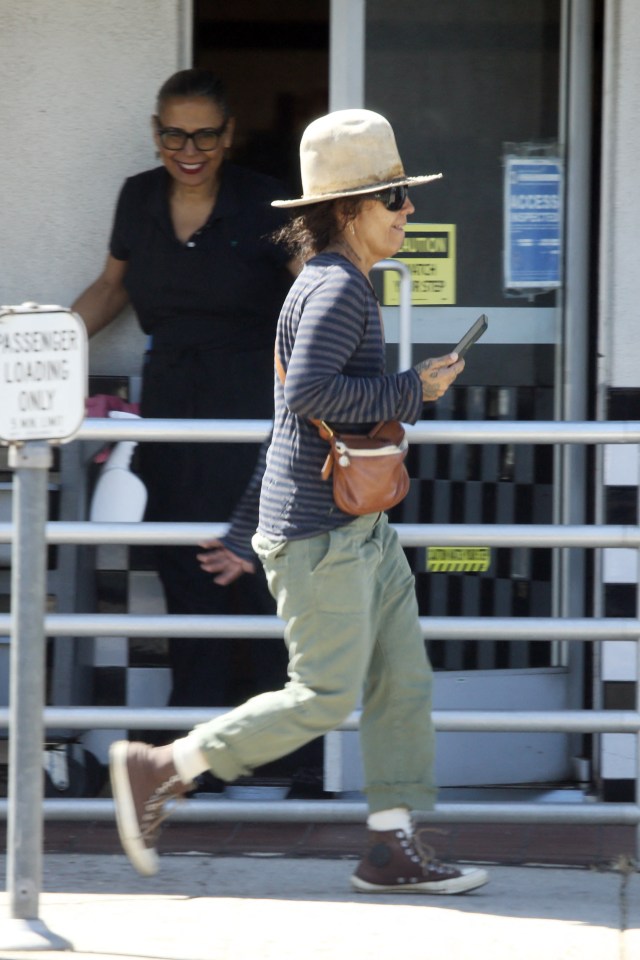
[370, 184, 409, 211]
[154, 117, 228, 152]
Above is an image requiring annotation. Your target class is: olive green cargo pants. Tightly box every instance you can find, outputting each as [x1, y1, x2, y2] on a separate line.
[191, 511, 436, 813]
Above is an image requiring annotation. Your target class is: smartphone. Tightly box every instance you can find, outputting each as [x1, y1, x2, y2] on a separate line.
[453, 314, 488, 359]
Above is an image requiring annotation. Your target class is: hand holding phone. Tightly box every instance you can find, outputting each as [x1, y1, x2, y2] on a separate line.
[453, 314, 488, 359]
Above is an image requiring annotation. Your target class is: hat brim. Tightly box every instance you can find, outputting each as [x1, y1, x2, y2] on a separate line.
[271, 173, 442, 208]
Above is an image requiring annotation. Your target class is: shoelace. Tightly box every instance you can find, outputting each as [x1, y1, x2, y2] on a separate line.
[412, 828, 458, 877]
[140, 774, 188, 845]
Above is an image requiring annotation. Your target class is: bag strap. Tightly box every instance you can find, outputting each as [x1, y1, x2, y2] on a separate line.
[273, 349, 287, 390]
[274, 348, 386, 444]
[275, 349, 333, 439]
[275, 348, 335, 479]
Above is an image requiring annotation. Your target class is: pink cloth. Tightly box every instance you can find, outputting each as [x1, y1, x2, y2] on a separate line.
[86, 395, 140, 418]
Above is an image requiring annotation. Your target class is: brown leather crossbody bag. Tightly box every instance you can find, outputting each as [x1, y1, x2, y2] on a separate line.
[275, 352, 410, 516]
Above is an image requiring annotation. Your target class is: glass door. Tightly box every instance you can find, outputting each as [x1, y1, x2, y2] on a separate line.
[327, 0, 598, 791]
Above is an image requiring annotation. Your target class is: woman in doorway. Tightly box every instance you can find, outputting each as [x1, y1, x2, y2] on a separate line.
[73, 69, 298, 724]
[109, 108, 489, 895]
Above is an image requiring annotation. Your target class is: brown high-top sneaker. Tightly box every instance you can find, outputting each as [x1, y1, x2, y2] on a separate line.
[351, 827, 489, 894]
[109, 741, 194, 876]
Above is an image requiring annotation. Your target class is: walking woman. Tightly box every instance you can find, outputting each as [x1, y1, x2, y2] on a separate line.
[110, 108, 489, 895]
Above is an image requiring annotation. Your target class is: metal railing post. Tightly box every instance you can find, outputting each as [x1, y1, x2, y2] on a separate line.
[372, 259, 413, 370]
[636, 627, 640, 861]
[2, 441, 70, 950]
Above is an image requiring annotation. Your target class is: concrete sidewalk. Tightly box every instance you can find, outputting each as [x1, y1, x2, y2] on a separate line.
[0, 854, 637, 960]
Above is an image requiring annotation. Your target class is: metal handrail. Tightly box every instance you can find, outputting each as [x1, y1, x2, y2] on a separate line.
[3, 520, 640, 547]
[0, 798, 637, 825]
[0, 707, 637, 733]
[0, 613, 639, 641]
[1, 416, 639, 852]
[72, 416, 640, 444]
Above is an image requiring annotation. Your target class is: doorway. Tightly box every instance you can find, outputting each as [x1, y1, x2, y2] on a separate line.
[194, 0, 330, 194]
[192, 0, 330, 793]
[193, 0, 602, 793]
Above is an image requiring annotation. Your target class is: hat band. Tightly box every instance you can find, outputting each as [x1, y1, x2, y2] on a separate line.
[272, 172, 442, 209]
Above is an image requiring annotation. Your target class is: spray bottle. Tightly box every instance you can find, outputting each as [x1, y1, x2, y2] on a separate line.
[89, 411, 147, 522]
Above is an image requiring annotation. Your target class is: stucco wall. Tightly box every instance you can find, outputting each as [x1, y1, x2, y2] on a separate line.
[0, 0, 189, 378]
[599, 0, 640, 389]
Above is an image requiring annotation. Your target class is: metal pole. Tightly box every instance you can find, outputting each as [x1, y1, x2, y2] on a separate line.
[636, 624, 640, 864]
[2, 440, 69, 950]
[0, 797, 633, 827]
[71, 417, 640, 445]
[372, 260, 413, 370]
[177, 0, 193, 70]
[329, 0, 365, 111]
[558, 0, 594, 767]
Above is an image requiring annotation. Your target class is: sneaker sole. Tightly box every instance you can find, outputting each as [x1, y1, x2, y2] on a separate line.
[351, 867, 489, 895]
[109, 740, 159, 877]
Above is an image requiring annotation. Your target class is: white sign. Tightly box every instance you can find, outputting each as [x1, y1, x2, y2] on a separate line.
[0, 304, 87, 443]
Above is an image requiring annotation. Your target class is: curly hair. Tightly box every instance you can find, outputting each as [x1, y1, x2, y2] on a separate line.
[275, 196, 365, 261]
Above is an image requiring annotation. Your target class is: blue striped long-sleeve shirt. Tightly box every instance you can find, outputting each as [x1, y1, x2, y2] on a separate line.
[223, 252, 424, 556]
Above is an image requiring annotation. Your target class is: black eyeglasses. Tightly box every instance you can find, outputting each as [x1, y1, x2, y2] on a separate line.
[154, 118, 228, 151]
[371, 184, 409, 211]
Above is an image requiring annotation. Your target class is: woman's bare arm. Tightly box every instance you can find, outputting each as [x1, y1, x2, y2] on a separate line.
[72, 254, 130, 337]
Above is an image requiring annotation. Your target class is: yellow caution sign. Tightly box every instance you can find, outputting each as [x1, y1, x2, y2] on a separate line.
[426, 547, 491, 573]
[383, 224, 456, 305]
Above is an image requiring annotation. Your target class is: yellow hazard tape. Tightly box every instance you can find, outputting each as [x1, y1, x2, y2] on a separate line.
[426, 546, 491, 573]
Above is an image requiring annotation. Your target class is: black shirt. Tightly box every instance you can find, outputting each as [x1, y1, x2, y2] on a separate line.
[109, 162, 292, 349]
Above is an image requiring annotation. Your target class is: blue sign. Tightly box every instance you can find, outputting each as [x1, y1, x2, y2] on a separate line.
[504, 156, 563, 289]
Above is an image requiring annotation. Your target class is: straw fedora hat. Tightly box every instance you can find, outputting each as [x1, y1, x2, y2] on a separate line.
[272, 108, 441, 208]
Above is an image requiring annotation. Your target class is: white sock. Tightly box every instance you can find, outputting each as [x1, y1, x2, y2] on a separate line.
[367, 807, 413, 834]
[172, 736, 210, 783]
